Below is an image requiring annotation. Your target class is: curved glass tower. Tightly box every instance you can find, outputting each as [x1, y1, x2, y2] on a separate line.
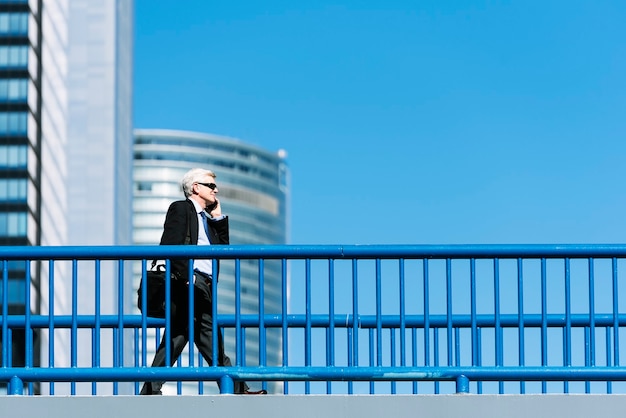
[133, 129, 289, 394]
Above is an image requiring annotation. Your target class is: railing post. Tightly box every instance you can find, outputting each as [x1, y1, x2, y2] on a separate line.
[456, 375, 470, 394]
[219, 375, 234, 394]
[9, 376, 24, 395]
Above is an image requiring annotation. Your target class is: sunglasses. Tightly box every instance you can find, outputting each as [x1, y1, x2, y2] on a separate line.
[196, 182, 217, 190]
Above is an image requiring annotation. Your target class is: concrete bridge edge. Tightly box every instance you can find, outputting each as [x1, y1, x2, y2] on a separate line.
[2, 394, 625, 418]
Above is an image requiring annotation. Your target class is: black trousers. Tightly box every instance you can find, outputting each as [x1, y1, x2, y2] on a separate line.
[140, 276, 248, 394]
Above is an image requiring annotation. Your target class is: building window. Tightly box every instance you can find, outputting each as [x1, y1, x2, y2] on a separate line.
[136, 182, 152, 191]
[0, 179, 27, 202]
[0, 112, 27, 135]
[0, 79, 27, 102]
[0, 145, 27, 167]
[0, 13, 28, 35]
[0, 45, 27, 68]
[0, 260, 26, 272]
[0, 212, 26, 237]
[0, 278, 25, 305]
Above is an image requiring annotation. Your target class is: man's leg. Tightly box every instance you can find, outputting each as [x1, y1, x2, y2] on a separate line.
[140, 296, 190, 395]
[193, 279, 250, 393]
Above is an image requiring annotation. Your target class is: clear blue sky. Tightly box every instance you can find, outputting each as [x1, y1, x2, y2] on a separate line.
[134, 1, 626, 246]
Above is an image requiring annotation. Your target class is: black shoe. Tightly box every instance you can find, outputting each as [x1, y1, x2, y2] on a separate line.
[140, 383, 163, 395]
[240, 389, 267, 395]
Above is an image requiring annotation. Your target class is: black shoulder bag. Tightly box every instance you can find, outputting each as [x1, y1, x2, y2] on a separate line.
[137, 213, 192, 318]
[136, 261, 170, 318]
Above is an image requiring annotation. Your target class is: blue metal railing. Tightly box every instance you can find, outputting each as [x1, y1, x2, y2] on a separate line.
[2, 244, 626, 395]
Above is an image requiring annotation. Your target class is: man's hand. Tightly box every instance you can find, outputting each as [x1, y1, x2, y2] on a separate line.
[208, 198, 222, 218]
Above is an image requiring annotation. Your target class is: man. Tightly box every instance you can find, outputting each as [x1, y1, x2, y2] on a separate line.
[140, 168, 266, 395]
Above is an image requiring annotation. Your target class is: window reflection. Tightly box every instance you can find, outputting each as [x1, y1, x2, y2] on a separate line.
[0, 79, 28, 102]
[0, 179, 27, 201]
[0, 145, 27, 167]
[0, 279, 26, 305]
[0, 212, 27, 237]
[0, 45, 28, 67]
[0, 112, 27, 134]
[0, 13, 28, 35]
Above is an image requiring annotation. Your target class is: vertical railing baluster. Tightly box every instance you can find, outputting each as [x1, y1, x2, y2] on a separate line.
[1, 260, 8, 371]
[586, 257, 596, 394]
[563, 258, 572, 394]
[25, 260, 33, 395]
[71, 259, 78, 395]
[494, 258, 503, 394]
[164, 260, 172, 370]
[235, 258, 242, 365]
[212, 257, 219, 383]
[375, 258, 382, 370]
[477, 327, 482, 394]
[470, 258, 477, 369]
[256, 257, 267, 394]
[541, 257, 548, 393]
[259, 258, 267, 371]
[93, 259, 101, 395]
[133, 325, 140, 395]
[412, 328, 418, 394]
[423, 259, 430, 391]
[454, 327, 460, 367]
[470, 258, 480, 396]
[391, 327, 397, 394]
[281, 258, 288, 394]
[583, 326, 590, 393]
[611, 257, 619, 393]
[9, 376, 23, 395]
[327, 258, 335, 394]
[446, 258, 452, 369]
[517, 258, 525, 394]
[139, 259, 148, 370]
[305, 258, 311, 394]
[369, 328, 375, 394]
[584, 257, 596, 393]
[606, 326, 612, 393]
[187, 260, 195, 375]
[399, 259, 406, 367]
[115, 259, 125, 395]
[350, 258, 359, 394]
[48, 259, 55, 395]
[347, 327, 353, 394]
[433, 328, 439, 394]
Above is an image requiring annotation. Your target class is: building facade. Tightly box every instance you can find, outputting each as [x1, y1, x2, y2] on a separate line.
[0, 0, 134, 394]
[133, 129, 289, 394]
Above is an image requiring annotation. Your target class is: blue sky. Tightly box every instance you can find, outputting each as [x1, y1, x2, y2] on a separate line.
[134, 1, 626, 246]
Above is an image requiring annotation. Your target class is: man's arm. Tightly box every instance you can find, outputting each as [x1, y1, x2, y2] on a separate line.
[160, 201, 189, 245]
[209, 217, 229, 245]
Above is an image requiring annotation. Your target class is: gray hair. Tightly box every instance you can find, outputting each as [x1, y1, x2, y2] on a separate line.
[181, 168, 216, 197]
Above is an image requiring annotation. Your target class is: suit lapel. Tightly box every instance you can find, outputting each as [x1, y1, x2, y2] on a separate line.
[186, 199, 199, 245]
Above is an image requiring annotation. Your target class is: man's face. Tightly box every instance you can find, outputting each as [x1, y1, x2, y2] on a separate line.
[193, 176, 218, 206]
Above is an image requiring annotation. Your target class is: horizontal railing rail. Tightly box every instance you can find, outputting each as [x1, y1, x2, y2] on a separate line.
[1, 243, 626, 259]
[1, 244, 626, 395]
[3, 313, 626, 329]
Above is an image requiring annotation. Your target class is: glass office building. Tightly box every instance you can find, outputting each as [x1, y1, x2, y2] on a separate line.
[133, 129, 289, 394]
[0, 0, 134, 394]
[0, 1, 43, 381]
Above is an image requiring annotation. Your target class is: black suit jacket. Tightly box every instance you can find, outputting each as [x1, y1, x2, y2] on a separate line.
[160, 199, 229, 280]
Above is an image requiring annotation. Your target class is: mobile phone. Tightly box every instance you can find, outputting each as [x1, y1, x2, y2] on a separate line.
[206, 199, 218, 212]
